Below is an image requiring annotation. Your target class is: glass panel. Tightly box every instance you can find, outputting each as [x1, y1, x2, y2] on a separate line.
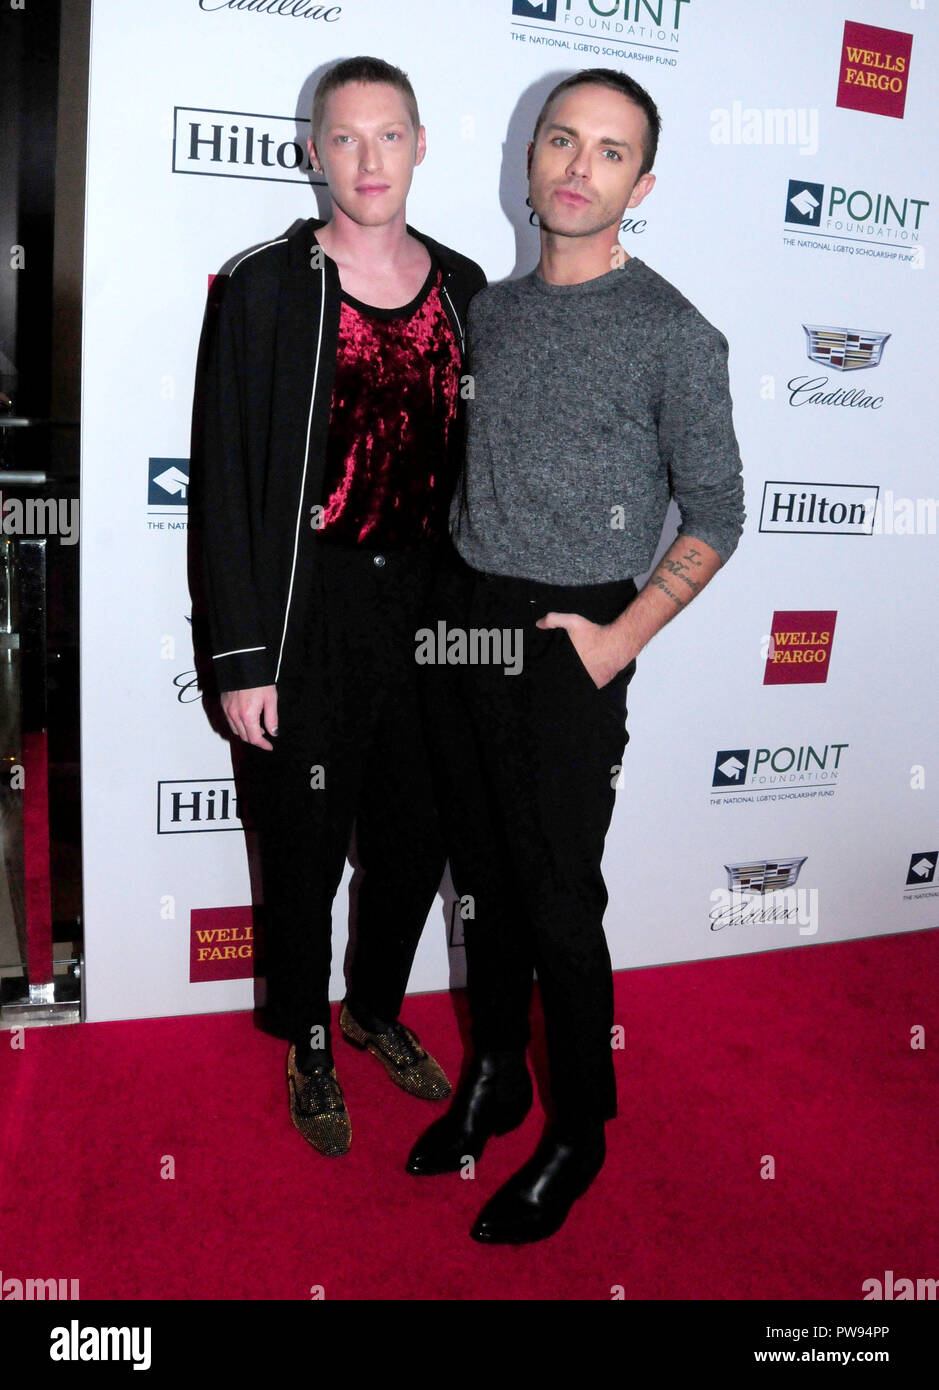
[0, 418, 81, 1022]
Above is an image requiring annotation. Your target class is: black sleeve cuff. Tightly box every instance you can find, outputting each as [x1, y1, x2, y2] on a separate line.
[212, 647, 276, 693]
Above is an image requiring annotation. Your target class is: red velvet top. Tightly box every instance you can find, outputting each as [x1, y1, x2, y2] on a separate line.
[318, 264, 462, 548]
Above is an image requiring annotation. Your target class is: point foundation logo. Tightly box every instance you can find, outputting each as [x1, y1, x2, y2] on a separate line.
[783, 178, 927, 264]
[711, 741, 847, 803]
[905, 851, 937, 899]
[509, 0, 690, 61]
[149, 458, 189, 507]
[148, 457, 190, 532]
[512, 0, 558, 18]
[785, 179, 927, 239]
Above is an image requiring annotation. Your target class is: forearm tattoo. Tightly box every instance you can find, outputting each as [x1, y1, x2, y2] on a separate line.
[651, 545, 704, 611]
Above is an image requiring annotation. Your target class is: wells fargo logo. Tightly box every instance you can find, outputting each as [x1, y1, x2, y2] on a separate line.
[190, 906, 255, 982]
[836, 21, 913, 120]
[764, 611, 837, 686]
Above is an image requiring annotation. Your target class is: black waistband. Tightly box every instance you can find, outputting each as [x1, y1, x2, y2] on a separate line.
[442, 539, 637, 621]
[315, 539, 444, 572]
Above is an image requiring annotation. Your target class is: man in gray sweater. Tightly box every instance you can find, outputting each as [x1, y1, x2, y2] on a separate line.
[408, 70, 745, 1242]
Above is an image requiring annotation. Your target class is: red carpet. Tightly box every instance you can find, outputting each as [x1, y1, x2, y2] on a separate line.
[1, 930, 937, 1301]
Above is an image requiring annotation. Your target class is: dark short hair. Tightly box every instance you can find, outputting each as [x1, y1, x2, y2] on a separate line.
[311, 56, 421, 145]
[532, 69, 661, 177]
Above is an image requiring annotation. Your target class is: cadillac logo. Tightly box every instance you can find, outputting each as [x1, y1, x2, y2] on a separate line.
[724, 858, 807, 893]
[802, 325, 891, 371]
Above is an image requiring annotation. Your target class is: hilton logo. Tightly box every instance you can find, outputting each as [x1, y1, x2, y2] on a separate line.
[157, 779, 248, 833]
[173, 107, 326, 186]
[760, 482, 877, 535]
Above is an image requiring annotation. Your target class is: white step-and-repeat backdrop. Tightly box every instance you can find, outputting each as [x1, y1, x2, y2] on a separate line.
[80, 0, 938, 1022]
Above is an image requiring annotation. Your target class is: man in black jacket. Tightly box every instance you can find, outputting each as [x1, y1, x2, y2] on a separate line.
[198, 56, 486, 1157]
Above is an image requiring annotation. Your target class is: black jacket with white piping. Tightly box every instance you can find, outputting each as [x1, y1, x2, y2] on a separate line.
[196, 216, 486, 693]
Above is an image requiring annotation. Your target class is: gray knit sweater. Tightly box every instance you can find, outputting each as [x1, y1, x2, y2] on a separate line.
[450, 256, 745, 583]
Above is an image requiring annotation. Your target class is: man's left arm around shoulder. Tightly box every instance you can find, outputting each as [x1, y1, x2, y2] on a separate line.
[538, 319, 745, 686]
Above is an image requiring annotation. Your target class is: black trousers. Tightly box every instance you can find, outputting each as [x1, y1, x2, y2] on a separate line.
[422, 546, 637, 1125]
[244, 544, 446, 1047]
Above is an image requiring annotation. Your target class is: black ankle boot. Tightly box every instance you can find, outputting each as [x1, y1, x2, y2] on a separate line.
[406, 1050, 532, 1175]
[470, 1121, 606, 1244]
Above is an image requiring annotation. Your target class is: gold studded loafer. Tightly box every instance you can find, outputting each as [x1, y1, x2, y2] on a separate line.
[286, 1045, 351, 1157]
[339, 1003, 451, 1101]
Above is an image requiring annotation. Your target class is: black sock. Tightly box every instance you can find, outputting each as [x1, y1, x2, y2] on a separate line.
[293, 1039, 333, 1075]
[344, 998, 391, 1034]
